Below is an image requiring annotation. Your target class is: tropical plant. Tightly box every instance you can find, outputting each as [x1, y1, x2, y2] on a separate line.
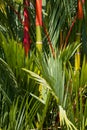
[22, 41, 81, 129]
[0, 0, 87, 130]
[0, 57, 18, 128]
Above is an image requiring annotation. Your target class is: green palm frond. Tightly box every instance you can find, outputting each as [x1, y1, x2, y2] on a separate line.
[22, 68, 52, 91]
[80, 56, 87, 87]
[0, 32, 24, 71]
[0, 58, 18, 129]
[22, 45, 79, 129]
[22, 40, 81, 129]
[0, 9, 10, 34]
[0, 58, 18, 88]
[48, 0, 66, 46]
[7, 94, 43, 130]
[59, 105, 77, 130]
[43, 0, 77, 47]
[0, 32, 40, 95]
[0, 0, 23, 40]
[0, 0, 87, 129]
[60, 41, 81, 63]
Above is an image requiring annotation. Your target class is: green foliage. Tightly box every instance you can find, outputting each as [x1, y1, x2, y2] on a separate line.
[0, 0, 87, 129]
[22, 42, 81, 129]
[0, 94, 43, 130]
[64, 59, 87, 130]
[0, 58, 18, 129]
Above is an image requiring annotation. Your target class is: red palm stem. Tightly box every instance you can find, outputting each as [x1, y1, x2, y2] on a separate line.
[64, 15, 77, 48]
[36, 0, 42, 26]
[77, 0, 84, 19]
[23, 0, 31, 57]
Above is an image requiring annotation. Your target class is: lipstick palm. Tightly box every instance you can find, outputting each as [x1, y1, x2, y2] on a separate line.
[77, 0, 84, 19]
[75, 0, 84, 71]
[0, 0, 87, 129]
[36, 0, 42, 51]
[23, 0, 30, 57]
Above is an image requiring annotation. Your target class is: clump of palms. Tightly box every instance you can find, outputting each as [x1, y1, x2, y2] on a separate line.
[0, 0, 87, 130]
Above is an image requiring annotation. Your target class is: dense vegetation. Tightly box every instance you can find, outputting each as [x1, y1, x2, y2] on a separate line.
[0, 0, 87, 129]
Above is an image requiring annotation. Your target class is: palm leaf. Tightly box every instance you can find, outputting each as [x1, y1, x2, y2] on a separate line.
[22, 68, 52, 91]
[59, 105, 77, 130]
[0, 58, 18, 88]
[4, 94, 43, 130]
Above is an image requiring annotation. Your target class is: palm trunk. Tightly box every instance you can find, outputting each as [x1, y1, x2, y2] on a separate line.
[75, 0, 84, 71]
[77, 0, 83, 19]
[75, 33, 81, 71]
[36, 0, 42, 51]
[23, 0, 30, 57]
